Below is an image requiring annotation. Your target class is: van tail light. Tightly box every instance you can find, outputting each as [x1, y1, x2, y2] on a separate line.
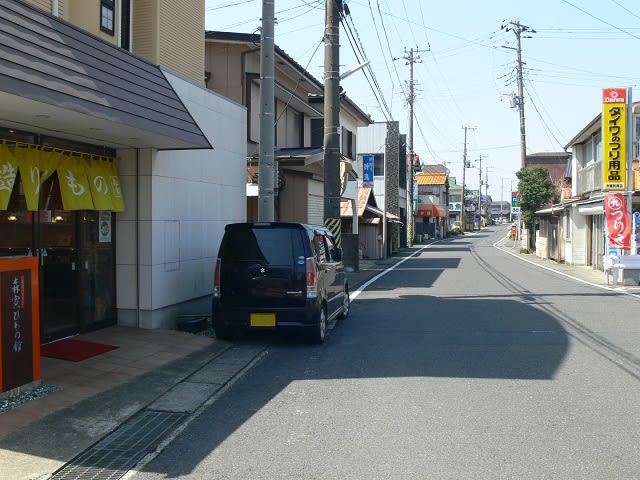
[213, 258, 221, 298]
[305, 257, 317, 298]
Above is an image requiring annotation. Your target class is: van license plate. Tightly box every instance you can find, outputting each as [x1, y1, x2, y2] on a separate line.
[250, 313, 276, 327]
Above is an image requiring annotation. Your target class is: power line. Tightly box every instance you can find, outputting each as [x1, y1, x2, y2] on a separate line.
[559, 0, 640, 40]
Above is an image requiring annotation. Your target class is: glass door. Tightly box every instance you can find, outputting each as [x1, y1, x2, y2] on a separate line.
[39, 176, 78, 342]
[76, 211, 116, 331]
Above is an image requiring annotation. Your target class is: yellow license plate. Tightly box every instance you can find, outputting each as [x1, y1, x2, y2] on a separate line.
[250, 313, 276, 327]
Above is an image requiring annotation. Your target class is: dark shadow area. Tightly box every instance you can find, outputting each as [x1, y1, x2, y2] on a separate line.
[133, 284, 573, 477]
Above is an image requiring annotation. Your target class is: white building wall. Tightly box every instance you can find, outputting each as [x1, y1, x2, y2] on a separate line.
[569, 207, 587, 266]
[357, 123, 388, 208]
[116, 72, 247, 329]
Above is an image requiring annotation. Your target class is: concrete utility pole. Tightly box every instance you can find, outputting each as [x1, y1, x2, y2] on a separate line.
[258, 0, 275, 222]
[477, 154, 486, 226]
[323, 0, 342, 240]
[399, 47, 427, 246]
[461, 126, 475, 231]
[502, 20, 534, 170]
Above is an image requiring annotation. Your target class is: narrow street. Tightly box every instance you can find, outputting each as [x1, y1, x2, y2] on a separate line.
[130, 226, 640, 479]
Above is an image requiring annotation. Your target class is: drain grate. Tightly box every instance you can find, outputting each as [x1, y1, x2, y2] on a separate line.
[50, 410, 187, 480]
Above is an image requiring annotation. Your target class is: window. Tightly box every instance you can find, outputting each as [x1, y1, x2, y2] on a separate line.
[310, 118, 324, 147]
[101, 0, 115, 35]
[373, 154, 384, 176]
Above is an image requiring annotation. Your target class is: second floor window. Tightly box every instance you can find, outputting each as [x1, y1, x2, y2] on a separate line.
[101, 0, 115, 35]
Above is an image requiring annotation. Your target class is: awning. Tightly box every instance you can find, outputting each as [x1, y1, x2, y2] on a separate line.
[578, 204, 603, 215]
[416, 204, 447, 217]
[0, 1, 210, 150]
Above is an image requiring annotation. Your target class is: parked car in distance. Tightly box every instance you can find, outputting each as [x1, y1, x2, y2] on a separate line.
[449, 221, 462, 234]
[212, 222, 350, 343]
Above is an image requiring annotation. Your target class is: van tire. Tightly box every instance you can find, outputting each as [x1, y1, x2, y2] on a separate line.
[309, 306, 327, 344]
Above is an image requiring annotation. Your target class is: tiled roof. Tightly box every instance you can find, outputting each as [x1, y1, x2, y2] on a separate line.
[416, 173, 448, 185]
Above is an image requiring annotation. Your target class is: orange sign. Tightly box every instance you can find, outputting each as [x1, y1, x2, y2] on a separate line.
[0, 256, 41, 393]
[602, 88, 628, 191]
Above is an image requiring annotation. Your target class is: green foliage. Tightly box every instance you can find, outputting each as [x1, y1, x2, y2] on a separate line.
[516, 167, 558, 228]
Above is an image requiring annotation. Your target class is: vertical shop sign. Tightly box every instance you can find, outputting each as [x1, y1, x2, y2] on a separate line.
[99, 211, 112, 243]
[605, 192, 631, 250]
[362, 154, 374, 187]
[0, 257, 40, 393]
[602, 88, 628, 191]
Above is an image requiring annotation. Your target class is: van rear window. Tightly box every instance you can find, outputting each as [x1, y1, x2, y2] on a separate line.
[220, 227, 303, 265]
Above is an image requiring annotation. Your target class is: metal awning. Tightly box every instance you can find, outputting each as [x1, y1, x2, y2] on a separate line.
[0, 0, 210, 150]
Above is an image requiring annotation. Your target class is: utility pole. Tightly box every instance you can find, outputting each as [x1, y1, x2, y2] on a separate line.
[258, 0, 275, 221]
[477, 155, 486, 227]
[398, 47, 427, 246]
[461, 126, 475, 232]
[502, 20, 535, 170]
[323, 0, 342, 241]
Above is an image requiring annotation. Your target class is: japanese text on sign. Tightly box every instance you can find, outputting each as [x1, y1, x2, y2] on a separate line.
[602, 88, 628, 191]
[362, 154, 374, 187]
[10, 275, 25, 353]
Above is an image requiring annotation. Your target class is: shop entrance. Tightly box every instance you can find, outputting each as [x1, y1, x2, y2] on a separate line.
[1, 174, 116, 343]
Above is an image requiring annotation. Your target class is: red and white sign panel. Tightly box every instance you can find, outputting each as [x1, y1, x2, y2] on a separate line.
[605, 192, 631, 250]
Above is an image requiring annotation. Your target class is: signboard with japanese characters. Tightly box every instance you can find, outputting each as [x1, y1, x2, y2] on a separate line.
[511, 191, 518, 207]
[0, 256, 41, 393]
[605, 192, 631, 250]
[602, 88, 628, 191]
[362, 154, 374, 188]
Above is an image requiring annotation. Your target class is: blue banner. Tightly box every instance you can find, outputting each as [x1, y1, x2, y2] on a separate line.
[362, 154, 374, 187]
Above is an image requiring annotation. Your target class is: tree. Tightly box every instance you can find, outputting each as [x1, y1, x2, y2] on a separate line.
[516, 166, 558, 228]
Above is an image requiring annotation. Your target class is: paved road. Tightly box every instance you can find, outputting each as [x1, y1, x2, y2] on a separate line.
[130, 227, 640, 480]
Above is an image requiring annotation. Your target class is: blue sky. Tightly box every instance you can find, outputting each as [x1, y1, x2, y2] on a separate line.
[205, 0, 640, 201]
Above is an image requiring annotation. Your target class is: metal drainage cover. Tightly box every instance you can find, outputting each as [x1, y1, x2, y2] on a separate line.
[50, 410, 188, 480]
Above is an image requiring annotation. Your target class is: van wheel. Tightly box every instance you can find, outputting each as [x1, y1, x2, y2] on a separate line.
[309, 306, 327, 344]
[214, 322, 234, 341]
[338, 288, 350, 319]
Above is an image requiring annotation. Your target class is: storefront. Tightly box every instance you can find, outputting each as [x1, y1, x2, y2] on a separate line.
[1, 132, 123, 342]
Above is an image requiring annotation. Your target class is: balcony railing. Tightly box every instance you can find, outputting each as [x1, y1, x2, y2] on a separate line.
[576, 161, 602, 195]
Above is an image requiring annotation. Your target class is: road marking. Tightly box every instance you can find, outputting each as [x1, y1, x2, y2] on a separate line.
[493, 234, 640, 299]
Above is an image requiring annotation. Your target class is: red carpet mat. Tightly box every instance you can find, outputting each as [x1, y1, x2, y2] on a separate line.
[41, 338, 118, 362]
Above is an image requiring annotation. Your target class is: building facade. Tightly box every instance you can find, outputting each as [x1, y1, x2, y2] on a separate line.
[204, 31, 372, 226]
[0, 0, 246, 340]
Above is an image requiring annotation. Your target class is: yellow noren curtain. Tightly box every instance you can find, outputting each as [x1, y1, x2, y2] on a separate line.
[85, 157, 114, 211]
[0, 144, 18, 210]
[108, 160, 125, 212]
[1, 141, 125, 212]
[19, 148, 61, 211]
[57, 154, 95, 210]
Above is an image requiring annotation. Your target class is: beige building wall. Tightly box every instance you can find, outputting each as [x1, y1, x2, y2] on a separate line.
[132, 0, 158, 62]
[133, 0, 204, 85]
[205, 43, 251, 105]
[24, 0, 118, 43]
[24, 0, 52, 14]
[159, 0, 204, 84]
[68, 0, 119, 43]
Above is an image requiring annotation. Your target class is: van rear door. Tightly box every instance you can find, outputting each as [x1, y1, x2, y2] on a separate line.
[219, 224, 306, 308]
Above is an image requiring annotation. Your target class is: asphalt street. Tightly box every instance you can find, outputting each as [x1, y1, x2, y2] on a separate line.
[128, 227, 640, 480]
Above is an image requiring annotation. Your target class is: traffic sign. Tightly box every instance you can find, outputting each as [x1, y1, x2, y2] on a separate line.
[511, 207, 521, 214]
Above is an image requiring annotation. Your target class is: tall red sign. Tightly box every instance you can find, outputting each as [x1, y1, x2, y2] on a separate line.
[0, 256, 41, 393]
[605, 192, 631, 250]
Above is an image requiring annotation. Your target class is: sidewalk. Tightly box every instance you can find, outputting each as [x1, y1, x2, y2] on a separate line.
[0, 248, 417, 480]
[1, 243, 634, 480]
